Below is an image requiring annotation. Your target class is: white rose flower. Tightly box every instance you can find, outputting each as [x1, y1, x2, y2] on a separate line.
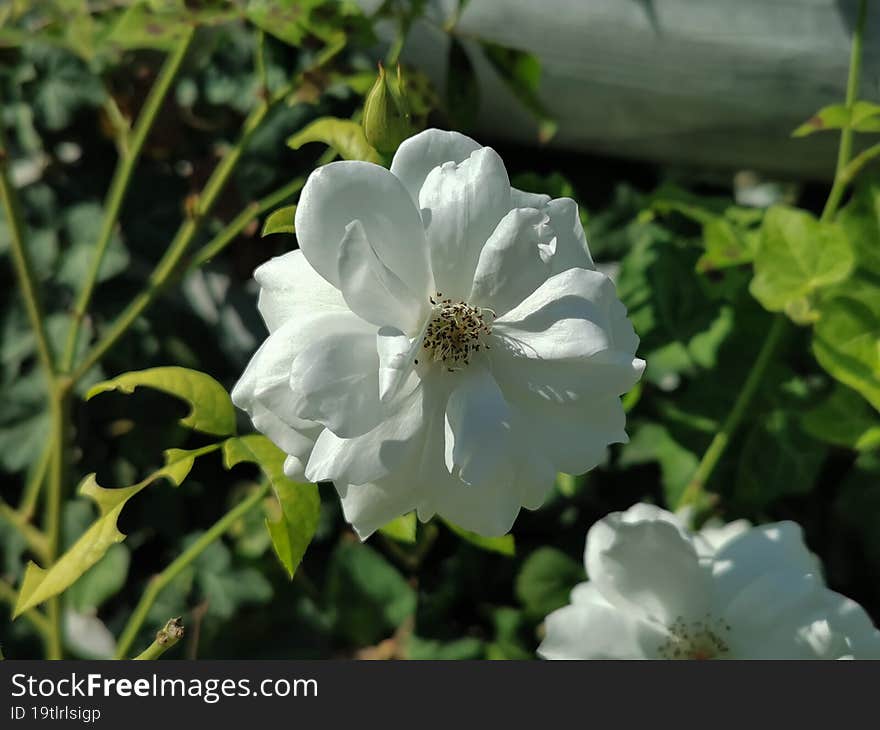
[538, 503, 880, 659]
[233, 129, 644, 538]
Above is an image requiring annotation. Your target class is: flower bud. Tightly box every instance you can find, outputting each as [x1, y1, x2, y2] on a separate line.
[363, 63, 415, 154]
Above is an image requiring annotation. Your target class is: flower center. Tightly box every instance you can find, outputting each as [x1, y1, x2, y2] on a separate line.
[420, 293, 493, 371]
[657, 616, 731, 660]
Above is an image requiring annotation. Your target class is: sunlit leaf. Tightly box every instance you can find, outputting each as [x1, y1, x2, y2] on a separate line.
[749, 205, 854, 318]
[792, 101, 880, 137]
[838, 175, 880, 277]
[223, 434, 319, 579]
[261, 204, 296, 236]
[378, 512, 417, 544]
[86, 366, 237, 437]
[13, 452, 196, 617]
[812, 283, 880, 411]
[287, 117, 381, 163]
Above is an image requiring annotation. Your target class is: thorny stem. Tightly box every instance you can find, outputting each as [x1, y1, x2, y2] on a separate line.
[61, 29, 195, 373]
[115, 483, 270, 659]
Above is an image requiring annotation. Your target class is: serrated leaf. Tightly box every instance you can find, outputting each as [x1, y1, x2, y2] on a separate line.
[812, 286, 880, 411]
[378, 512, 417, 543]
[261, 205, 296, 236]
[802, 385, 880, 451]
[749, 206, 855, 316]
[222, 434, 319, 579]
[13, 453, 194, 617]
[515, 547, 584, 619]
[793, 101, 880, 137]
[442, 518, 515, 556]
[287, 117, 381, 163]
[86, 366, 236, 436]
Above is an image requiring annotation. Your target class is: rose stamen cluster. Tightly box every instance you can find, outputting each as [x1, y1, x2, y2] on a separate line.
[657, 615, 731, 660]
[422, 293, 493, 370]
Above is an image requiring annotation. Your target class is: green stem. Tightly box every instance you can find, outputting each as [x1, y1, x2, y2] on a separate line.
[132, 617, 185, 660]
[61, 30, 194, 373]
[18, 441, 51, 520]
[187, 176, 306, 270]
[44, 378, 71, 660]
[114, 482, 270, 659]
[0, 579, 51, 640]
[677, 315, 787, 510]
[69, 83, 293, 386]
[0, 498, 49, 561]
[0, 124, 54, 382]
[822, 0, 869, 223]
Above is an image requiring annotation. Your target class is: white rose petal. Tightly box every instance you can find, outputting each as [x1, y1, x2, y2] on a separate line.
[538, 503, 880, 659]
[234, 129, 644, 538]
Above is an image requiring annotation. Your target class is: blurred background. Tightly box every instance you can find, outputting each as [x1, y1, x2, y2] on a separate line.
[1, 0, 878, 659]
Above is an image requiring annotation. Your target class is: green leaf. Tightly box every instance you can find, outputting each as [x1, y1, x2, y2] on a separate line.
[287, 117, 381, 163]
[222, 435, 319, 579]
[261, 205, 296, 237]
[442, 519, 515, 556]
[697, 217, 757, 273]
[66, 544, 130, 613]
[749, 205, 855, 318]
[619, 422, 699, 509]
[802, 385, 880, 451]
[13, 453, 195, 617]
[378, 512, 417, 544]
[86, 366, 236, 437]
[57, 202, 128, 289]
[812, 285, 880, 411]
[838, 175, 880, 277]
[736, 411, 827, 507]
[515, 547, 584, 619]
[105, 2, 191, 51]
[480, 42, 556, 143]
[792, 101, 880, 137]
[325, 541, 416, 646]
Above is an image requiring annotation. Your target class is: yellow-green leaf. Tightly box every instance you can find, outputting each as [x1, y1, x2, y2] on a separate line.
[378, 513, 417, 543]
[86, 367, 236, 436]
[13, 452, 195, 617]
[222, 435, 319, 578]
[287, 117, 381, 163]
[792, 101, 880, 137]
[261, 205, 296, 237]
[812, 284, 880, 411]
[749, 205, 855, 317]
[442, 519, 515, 556]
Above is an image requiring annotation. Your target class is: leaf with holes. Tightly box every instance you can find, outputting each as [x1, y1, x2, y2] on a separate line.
[86, 367, 236, 437]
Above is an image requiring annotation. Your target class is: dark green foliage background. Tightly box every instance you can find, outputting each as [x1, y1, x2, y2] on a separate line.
[1, 3, 878, 659]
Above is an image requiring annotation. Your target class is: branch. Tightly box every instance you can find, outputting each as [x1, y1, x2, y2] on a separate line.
[132, 617, 185, 660]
